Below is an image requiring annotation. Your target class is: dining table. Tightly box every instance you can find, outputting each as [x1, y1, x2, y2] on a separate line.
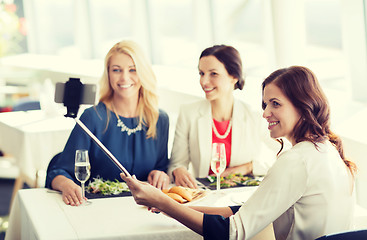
[4, 184, 276, 240]
[0, 110, 75, 208]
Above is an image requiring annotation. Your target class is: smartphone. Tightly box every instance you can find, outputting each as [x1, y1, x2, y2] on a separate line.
[54, 79, 97, 105]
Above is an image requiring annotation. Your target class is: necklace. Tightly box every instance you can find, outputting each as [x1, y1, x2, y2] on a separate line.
[112, 104, 142, 136]
[212, 119, 232, 139]
[116, 117, 142, 135]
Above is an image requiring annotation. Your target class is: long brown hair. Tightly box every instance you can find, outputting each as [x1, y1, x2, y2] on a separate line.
[262, 66, 357, 175]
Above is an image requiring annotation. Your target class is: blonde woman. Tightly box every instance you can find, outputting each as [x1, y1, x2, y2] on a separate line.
[46, 40, 170, 206]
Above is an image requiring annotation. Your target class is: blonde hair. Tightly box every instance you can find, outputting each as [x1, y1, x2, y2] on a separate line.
[99, 40, 159, 138]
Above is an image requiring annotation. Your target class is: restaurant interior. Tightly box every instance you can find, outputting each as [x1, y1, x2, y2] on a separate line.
[1, 0, 367, 239]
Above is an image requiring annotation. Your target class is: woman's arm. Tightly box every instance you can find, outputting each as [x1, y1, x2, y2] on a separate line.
[121, 174, 204, 234]
[190, 206, 234, 218]
[158, 196, 205, 235]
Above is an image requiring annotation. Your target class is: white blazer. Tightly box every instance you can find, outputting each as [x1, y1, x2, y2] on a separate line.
[168, 99, 278, 178]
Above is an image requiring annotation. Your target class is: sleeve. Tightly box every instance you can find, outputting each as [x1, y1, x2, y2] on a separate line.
[229, 205, 241, 214]
[203, 214, 230, 240]
[167, 105, 192, 178]
[229, 150, 308, 240]
[45, 108, 96, 188]
[154, 110, 170, 172]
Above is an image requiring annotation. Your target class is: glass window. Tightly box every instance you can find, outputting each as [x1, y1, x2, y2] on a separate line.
[148, 0, 199, 67]
[26, 0, 74, 55]
[304, 0, 347, 91]
[210, 0, 269, 78]
[88, 0, 134, 59]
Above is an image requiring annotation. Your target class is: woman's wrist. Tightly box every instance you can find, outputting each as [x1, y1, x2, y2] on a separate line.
[53, 175, 75, 192]
[155, 191, 177, 210]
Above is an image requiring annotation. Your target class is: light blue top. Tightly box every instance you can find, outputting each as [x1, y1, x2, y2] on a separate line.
[46, 102, 169, 188]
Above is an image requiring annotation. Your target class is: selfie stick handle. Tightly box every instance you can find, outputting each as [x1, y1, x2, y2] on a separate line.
[74, 118, 131, 177]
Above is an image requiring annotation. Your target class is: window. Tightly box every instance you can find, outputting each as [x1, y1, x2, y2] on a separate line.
[24, 0, 74, 55]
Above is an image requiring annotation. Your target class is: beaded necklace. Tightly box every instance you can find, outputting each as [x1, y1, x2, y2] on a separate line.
[112, 104, 142, 136]
[212, 119, 232, 139]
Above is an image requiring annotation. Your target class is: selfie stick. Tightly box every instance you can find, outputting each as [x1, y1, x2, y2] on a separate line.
[73, 118, 131, 177]
[60, 78, 131, 177]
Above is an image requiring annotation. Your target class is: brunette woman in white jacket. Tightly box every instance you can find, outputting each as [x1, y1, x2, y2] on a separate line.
[168, 45, 277, 188]
[121, 66, 356, 240]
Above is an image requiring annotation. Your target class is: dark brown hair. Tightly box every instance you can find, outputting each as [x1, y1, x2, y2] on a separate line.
[262, 66, 356, 175]
[200, 45, 245, 90]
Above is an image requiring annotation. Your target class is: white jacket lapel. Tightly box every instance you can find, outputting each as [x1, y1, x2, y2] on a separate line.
[231, 99, 246, 166]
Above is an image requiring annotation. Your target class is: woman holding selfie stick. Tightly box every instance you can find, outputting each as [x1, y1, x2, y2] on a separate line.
[121, 66, 356, 240]
[46, 40, 170, 206]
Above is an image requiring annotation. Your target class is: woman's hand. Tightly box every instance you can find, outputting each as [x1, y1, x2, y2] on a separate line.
[172, 167, 198, 189]
[220, 162, 253, 178]
[51, 175, 85, 206]
[121, 173, 167, 209]
[147, 170, 170, 190]
[121, 173, 204, 235]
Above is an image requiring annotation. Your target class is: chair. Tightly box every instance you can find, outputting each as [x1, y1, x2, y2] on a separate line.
[12, 98, 41, 111]
[45, 152, 62, 188]
[315, 229, 367, 240]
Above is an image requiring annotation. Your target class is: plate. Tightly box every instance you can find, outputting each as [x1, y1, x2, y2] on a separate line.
[183, 187, 208, 204]
[85, 191, 131, 199]
[196, 174, 262, 190]
[86, 177, 131, 199]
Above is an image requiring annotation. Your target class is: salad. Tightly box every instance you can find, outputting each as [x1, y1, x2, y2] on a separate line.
[207, 173, 261, 188]
[87, 177, 130, 195]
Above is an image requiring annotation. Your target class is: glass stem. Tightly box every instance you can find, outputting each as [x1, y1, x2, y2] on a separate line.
[216, 174, 220, 190]
[81, 182, 85, 200]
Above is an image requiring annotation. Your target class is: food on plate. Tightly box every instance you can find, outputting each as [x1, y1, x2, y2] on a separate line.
[87, 177, 130, 195]
[168, 186, 193, 202]
[162, 189, 170, 194]
[207, 173, 261, 188]
[165, 192, 186, 203]
[162, 186, 207, 204]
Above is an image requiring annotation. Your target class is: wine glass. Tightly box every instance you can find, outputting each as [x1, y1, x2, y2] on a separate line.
[211, 143, 226, 190]
[75, 149, 91, 205]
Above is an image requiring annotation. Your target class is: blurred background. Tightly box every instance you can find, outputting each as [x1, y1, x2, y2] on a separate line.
[1, 0, 366, 118]
[0, 0, 367, 236]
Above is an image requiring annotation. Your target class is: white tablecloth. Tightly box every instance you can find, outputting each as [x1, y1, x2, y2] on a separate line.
[0, 110, 74, 187]
[4, 187, 266, 240]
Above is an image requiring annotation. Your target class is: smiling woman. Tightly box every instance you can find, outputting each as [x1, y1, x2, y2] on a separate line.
[262, 82, 302, 144]
[121, 65, 358, 240]
[45, 40, 171, 206]
[168, 44, 278, 189]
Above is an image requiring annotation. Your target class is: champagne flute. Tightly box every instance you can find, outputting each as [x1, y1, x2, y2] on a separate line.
[211, 143, 226, 190]
[75, 149, 91, 205]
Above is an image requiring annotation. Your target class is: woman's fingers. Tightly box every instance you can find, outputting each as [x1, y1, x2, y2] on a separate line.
[62, 190, 81, 206]
[60, 182, 84, 206]
[175, 173, 198, 189]
[147, 170, 169, 190]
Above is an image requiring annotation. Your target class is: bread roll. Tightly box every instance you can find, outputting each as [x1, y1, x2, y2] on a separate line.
[162, 189, 170, 194]
[165, 192, 185, 203]
[168, 186, 193, 202]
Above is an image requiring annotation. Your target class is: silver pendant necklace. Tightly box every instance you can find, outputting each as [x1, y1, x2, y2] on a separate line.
[212, 119, 232, 139]
[116, 117, 142, 135]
